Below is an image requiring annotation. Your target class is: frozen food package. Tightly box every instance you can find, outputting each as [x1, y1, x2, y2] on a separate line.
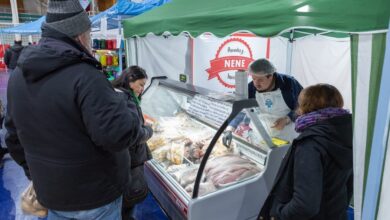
[205, 154, 261, 187]
[147, 135, 166, 151]
[179, 167, 199, 187]
[169, 166, 198, 184]
[167, 141, 185, 165]
[152, 145, 170, 162]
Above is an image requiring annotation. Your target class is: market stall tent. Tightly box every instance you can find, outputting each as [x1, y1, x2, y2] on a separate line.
[0, 0, 170, 35]
[123, 0, 388, 38]
[122, 0, 390, 219]
[91, 0, 170, 31]
[0, 16, 45, 35]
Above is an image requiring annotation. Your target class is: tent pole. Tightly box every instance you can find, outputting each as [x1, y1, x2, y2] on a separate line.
[118, 15, 123, 73]
[10, 0, 19, 25]
[134, 37, 139, 65]
[125, 38, 130, 68]
[285, 29, 294, 75]
[91, 0, 96, 15]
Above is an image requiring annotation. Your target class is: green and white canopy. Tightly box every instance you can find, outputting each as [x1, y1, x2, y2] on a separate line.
[123, 0, 389, 38]
[123, 0, 390, 219]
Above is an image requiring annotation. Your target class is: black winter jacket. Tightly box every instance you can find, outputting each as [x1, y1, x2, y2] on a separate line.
[115, 88, 153, 168]
[259, 114, 353, 220]
[5, 25, 144, 211]
[4, 43, 24, 69]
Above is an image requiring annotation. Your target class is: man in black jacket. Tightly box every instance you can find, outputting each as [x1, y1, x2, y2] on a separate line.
[4, 36, 24, 71]
[5, 0, 143, 219]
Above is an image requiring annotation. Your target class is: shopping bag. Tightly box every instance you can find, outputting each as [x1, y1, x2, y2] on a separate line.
[21, 182, 48, 218]
[123, 166, 149, 208]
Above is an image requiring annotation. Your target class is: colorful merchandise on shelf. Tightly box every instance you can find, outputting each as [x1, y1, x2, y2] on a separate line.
[92, 39, 119, 50]
[106, 54, 113, 66]
[93, 39, 100, 49]
[113, 55, 119, 66]
[91, 38, 124, 80]
[100, 54, 107, 66]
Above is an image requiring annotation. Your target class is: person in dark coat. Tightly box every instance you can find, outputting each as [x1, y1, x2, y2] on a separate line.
[0, 99, 7, 168]
[4, 37, 24, 71]
[259, 83, 353, 220]
[112, 66, 153, 220]
[5, 0, 143, 219]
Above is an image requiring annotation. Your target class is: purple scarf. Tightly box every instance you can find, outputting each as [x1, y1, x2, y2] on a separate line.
[295, 107, 350, 133]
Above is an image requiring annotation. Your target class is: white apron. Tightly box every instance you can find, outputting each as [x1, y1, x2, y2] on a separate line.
[249, 89, 298, 144]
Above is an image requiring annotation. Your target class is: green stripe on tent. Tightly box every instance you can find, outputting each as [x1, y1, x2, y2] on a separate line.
[350, 35, 358, 117]
[363, 33, 386, 206]
[376, 119, 390, 219]
[349, 35, 358, 209]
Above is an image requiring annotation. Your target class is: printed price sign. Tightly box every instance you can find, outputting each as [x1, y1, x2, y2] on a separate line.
[187, 95, 231, 127]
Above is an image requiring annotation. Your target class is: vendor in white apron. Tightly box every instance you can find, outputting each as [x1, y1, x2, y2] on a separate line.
[223, 58, 303, 146]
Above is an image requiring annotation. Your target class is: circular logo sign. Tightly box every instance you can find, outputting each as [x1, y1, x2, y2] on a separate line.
[206, 38, 254, 88]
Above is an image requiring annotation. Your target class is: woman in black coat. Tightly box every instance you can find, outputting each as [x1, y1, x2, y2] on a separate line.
[259, 83, 353, 220]
[112, 66, 153, 220]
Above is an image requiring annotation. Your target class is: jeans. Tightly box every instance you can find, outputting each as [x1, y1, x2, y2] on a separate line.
[48, 196, 122, 220]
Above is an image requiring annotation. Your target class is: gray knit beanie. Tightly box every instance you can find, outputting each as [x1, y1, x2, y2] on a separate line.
[44, 0, 91, 37]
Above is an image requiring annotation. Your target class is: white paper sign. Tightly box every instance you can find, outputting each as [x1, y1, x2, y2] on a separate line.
[187, 95, 232, 127]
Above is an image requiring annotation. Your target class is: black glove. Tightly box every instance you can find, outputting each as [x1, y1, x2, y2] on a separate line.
[222, 130, 233, 148]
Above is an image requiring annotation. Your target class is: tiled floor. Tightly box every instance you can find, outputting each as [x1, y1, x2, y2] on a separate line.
[0, 154, 168, 220]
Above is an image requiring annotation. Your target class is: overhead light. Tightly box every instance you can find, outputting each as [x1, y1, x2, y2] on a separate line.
[297, 5, 310, 12]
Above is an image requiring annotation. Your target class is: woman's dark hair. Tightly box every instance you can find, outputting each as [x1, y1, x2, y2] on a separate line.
[297, 83, 344, 115]
[112, 65, 148, 90]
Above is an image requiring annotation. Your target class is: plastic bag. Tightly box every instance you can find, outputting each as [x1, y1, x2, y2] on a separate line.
[21, 182, 48, 218]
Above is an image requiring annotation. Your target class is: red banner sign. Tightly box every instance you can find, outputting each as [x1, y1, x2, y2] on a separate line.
[205, 38, 254, 88]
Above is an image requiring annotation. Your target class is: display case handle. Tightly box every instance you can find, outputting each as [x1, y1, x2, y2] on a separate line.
[192, 99, 258, 199]
[143, 76, 168, 94]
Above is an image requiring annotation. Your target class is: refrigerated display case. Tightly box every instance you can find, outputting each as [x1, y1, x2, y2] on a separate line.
[141, 77, 291, 220]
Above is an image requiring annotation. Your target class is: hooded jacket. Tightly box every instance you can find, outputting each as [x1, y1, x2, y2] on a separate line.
[259, 114, 353, 220]
[4, 42, 24, 69]
[5, 25, 143, 211]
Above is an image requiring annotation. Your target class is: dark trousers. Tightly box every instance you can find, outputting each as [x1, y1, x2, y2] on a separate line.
[122, 165, 149, 220]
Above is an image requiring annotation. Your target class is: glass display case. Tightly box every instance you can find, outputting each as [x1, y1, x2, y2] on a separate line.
[141, 78, 291, 220]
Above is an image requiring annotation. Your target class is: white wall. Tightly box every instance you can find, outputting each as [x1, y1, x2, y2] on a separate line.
[130, 33, 191, 81]
[126, 34, 352, 110]
[291, 35, 352, 110]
